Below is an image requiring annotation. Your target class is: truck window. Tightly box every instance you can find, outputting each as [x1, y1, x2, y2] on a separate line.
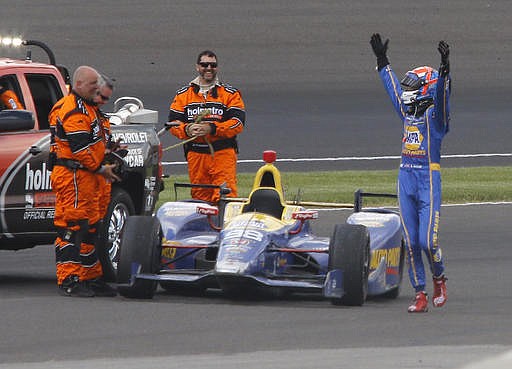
[0, 75, 25, 109]
[25, 74, 64, 130]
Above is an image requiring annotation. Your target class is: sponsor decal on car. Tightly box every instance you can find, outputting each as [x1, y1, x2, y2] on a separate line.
[23, 209, 54, 220]
[111, 131, 148, 144]
[162, 247, 177, 259]
[32, 192, 55, 207]
[224, 229, 264, 242]
[25, 162, 52, 191]
[370, 246, 401, 269]
[229, 219, 267, 229]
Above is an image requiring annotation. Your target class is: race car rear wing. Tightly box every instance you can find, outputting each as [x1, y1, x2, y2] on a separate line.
[353, 189, 398, 213]
[172, 184, 397, 213]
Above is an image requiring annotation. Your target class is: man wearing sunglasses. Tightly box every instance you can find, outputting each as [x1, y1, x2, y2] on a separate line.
[167, 50, 246, 204]
[49, 66, 119, 297]
[370, 34, 451, 313]
[93, 75, 117, 220]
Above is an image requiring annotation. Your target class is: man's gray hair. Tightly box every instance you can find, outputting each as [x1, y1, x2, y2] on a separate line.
[99, 74, 114, 90]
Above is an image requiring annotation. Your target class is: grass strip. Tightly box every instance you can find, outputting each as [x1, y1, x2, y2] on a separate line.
[158, 166, 512, 208]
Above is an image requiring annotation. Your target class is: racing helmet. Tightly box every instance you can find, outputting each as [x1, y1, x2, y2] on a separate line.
[400, 66, 439, 106]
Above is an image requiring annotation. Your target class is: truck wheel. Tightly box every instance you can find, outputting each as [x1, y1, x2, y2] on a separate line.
[97, 187, 135, 282]
[383, 238, 405, 299]
[328, 223, 370, 306]
[117, 216, 162, 299]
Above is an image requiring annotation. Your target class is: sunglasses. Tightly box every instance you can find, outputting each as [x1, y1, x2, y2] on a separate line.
[97, 93, 110, 101]
[199, 62, 217, 68]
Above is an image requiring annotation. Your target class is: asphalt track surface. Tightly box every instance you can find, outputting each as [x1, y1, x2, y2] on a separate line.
[3, 1, 512, 171]
[1, 1, 512, 368]
[1, 205, 511, 368]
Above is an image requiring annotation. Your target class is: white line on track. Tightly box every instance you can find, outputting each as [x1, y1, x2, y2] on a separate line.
[162, 152, 512, 166]
[313, 202, 512, 212]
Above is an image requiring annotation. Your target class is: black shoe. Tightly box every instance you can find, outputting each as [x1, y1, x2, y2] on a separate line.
[58, 275, 95, 297]
[87, 278, 117, 297]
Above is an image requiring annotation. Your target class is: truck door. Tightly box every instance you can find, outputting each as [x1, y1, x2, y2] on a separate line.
[0, 132, 54, 241]
[0, 73, 61, 245]
[25, 73, 64, 129]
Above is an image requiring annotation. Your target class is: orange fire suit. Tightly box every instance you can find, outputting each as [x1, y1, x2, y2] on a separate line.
[168, 81, 245, 203]
[96, 110, 112, 219]
[0, 87, 25, 110]
[49, 91, 107, 285]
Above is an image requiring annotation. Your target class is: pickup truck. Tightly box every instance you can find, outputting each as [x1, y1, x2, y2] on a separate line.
[0, 39, 163, 281]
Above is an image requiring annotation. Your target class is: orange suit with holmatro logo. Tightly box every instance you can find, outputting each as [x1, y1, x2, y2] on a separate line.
[168, 82, 245, 203]
[49, 92, 107, 285]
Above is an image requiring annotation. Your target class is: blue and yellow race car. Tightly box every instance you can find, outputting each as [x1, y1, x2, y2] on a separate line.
[117, 151, 404, 306]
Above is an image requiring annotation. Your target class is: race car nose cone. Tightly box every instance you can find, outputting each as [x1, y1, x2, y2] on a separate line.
[263, 150, 277, 164]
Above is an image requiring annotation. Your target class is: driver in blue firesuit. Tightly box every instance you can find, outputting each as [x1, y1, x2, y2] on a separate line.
[370, 33, 451, 313]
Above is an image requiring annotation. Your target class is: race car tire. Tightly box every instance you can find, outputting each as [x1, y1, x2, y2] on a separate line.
[97, 187, 135, 282]
[383, 238, 405, 299]
[117, 215, 161, 299]
[328, 223, 370, 306]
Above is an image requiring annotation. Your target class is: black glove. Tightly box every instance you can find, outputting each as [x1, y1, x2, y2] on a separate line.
[103, 151, 127, 177]
[107, 137, 123, 151]
[438, 40, 450, 77]
[370, 33, 390, 71]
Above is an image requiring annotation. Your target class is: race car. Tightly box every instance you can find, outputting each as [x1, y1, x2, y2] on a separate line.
[117, 150, 404, 306]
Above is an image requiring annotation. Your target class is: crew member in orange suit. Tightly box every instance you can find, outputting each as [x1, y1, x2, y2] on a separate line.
[93, 74, 115, 219]
[49, 66, 119, 297]
[0, 84, 24, 110]
[167, 50, 246, 203]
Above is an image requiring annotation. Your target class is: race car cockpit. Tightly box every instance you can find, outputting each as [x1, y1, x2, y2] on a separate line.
[242, 187, 285, 219]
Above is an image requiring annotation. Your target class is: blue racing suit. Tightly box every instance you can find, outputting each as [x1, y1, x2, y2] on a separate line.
[379, 65, 451, 292]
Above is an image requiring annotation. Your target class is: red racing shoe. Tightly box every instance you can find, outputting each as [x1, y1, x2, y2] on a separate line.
[432, 275, 448, 307]
[408, 291, 428, 313]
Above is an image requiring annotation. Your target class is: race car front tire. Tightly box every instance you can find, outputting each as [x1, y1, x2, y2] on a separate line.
[117, 215, 161, 299]
[328, 223, 370, 306]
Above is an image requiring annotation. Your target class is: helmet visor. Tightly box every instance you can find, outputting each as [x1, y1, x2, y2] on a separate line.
[401, 73, 424, 91]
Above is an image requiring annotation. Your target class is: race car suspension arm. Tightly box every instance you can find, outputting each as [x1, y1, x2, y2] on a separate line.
[161, 242, 210, 249]
[160, 244, 214, 266]
[290, 252, 326, 272]
[267, 247, 328, 253]
[267, 246, 326, 272]
[162, 248, 198, 267]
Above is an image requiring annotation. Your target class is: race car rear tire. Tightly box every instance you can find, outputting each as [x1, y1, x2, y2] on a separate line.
[97, 187, 135, 282]
[117, 216, 161, 299]
[328, 223, 370, 306]
[383, 238, 405, 299]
